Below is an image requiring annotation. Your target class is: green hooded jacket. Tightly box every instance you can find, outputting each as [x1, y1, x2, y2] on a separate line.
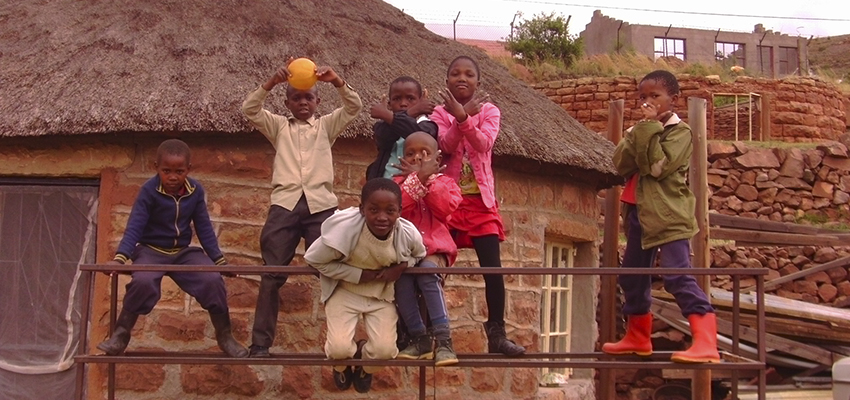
[612, 117, 697, 249]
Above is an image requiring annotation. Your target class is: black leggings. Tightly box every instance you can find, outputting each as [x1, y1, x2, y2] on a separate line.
[472, 235, 505, 323]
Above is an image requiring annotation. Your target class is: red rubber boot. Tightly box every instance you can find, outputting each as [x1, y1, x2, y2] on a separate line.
[601, 313, 652, 356]
[671, 313, 721, 363]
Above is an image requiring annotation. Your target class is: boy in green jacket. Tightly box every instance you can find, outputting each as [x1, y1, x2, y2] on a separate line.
[604, 70, 719, 364]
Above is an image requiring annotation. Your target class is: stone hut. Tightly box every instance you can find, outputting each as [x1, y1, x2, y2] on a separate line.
[0, 0, 619, 399]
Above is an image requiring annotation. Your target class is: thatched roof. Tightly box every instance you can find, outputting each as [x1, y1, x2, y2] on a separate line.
[0, 0, 619, 187]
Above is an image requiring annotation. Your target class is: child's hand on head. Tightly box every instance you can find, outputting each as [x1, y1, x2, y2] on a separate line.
[316, 66, 345, 87]
[263, 63, 293, 90]
[370, 94, 393, 122]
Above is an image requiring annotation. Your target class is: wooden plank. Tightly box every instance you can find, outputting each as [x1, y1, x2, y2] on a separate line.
[711, 227, 842, 247]
[711, 289, 850, 329]
[741, 254, 850, 292]
[653, 300, 837, 366]
[655, 289, 850, 328]
[709, 213, 823, 235]
[712, 311, 850, 345]
[760, 94, 771, 141]
[738, 390, 832, 400]
[689, 96, 711, 400]
[598, 99, 624, 400]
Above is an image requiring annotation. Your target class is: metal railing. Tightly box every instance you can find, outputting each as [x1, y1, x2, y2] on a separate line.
[74, 264, 768, 400]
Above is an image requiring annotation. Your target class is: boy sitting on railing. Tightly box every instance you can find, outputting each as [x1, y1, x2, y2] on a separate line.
[305, 178, 425, 393]
[97, 139, 247, 358]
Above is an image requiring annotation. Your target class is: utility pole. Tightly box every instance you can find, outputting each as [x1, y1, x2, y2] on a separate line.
[453, 11, 461, 41]
[510, 12, 520, 41]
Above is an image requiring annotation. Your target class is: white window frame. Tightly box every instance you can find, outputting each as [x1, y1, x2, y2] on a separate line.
[540, 241, 575, 376]
[654, 37, 686, 60]
[715, 42, 745, 67]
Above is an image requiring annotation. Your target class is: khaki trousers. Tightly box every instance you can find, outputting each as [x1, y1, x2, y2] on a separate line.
[324, 287, 398, 373]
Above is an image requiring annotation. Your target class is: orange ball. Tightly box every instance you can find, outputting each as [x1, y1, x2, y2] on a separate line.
[288, 58, 318, 90]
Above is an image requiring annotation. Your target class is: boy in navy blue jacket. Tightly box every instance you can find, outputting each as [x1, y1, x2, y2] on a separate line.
[97, 139, 247, 358]
[365, 76, 438, 180]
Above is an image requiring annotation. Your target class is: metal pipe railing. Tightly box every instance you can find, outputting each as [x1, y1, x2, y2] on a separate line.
[74, 264, 768, 400]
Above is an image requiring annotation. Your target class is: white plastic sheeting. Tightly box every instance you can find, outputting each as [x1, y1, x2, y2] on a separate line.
[0, 184, 98, 400]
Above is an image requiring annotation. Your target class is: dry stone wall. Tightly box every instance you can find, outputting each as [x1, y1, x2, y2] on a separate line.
[706, 140, 850, 305]
[534, 75, 848, 142]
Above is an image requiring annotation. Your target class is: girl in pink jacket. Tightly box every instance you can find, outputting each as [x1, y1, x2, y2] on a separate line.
[431, 56, 525, 356]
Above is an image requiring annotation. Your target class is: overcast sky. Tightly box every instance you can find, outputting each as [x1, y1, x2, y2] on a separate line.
[383, 0, 850, 41]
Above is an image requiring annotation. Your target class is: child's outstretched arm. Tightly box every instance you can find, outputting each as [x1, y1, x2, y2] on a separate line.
[304, 237, 365, 283]
[612, 131, 638, 178]
[373, 115, 438, 155]
[317, 66, 363, 142]
[190, 185, 226, 266]
[241, 66, 290, 141]
[113, 191, 154, 264]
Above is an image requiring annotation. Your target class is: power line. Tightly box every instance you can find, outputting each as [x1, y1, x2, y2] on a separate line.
[499, 0, 850, 22]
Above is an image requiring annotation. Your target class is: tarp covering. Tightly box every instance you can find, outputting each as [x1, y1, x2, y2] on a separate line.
[0, 184, 97, 400]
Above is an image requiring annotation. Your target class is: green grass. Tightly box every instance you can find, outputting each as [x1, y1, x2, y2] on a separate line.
[496, 51, 759, 84]
[796, 213, 850, 231]
[812, 67, 850, 95]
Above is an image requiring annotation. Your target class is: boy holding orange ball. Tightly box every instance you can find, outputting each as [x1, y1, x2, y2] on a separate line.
[242, 58, 363, 357]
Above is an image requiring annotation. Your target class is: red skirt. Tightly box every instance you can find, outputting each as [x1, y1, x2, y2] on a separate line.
[447, 195, 506, 249]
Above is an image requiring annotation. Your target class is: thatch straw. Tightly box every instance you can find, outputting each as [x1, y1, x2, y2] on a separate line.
[0, 0, 619, 187]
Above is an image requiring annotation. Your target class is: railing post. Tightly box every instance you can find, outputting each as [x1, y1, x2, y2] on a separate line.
[688, 97, 711, 400]
[108, 275, 118, 400]
[73, 271, 95, 400]
[599, 99, 624, 400]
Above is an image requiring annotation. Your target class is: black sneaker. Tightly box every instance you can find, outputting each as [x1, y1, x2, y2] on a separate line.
[248, 345, 270, 358]
[333, 366, 353, 391]
[352, 366, 373, 393]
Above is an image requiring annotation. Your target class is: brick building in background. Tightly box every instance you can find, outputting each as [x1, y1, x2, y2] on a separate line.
[0, 0, 620, 399]
[580, 10, 808, 78]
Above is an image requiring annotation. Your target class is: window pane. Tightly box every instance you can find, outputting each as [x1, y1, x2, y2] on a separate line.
[654, 38, 664, 53]
[559, 291, 570, 332]
[549, 291, 558, 331]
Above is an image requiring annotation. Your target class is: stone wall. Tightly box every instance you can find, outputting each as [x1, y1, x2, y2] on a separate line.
[534, 75, 847, 142]
[0, 133, 601, 400]
[705, 140, 850, 305]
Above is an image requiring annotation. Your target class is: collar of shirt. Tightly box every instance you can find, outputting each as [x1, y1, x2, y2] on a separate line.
[157, 179, 193, 197]
[625, 112, 682, 133]
[288, 115, 318, 126]
[664, 113, 681, 127]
